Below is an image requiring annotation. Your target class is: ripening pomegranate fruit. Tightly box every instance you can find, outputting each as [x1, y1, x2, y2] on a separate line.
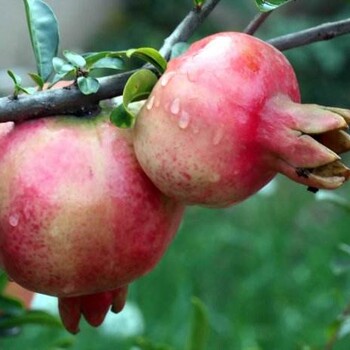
[134, 32, 350, 207]
[0, 114, 184, 333]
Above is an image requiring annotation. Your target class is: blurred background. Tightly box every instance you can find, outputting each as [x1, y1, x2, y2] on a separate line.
[1, 0, 350, 349]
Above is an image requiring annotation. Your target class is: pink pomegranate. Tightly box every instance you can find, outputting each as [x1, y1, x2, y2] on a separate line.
[134, 32, 350, 207]
[0, 114, 184, 332]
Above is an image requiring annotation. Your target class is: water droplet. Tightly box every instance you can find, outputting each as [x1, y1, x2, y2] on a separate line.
[155, 98, 160, 108]
[160, 72, 176, 87]
[186, 69, 199, 83]
[178, 111, 190, 129]
[9, 213, 19, 227]
[146, 96, 155, 110]
[213, 127, 224, 146]
[170, 98, 181, 115]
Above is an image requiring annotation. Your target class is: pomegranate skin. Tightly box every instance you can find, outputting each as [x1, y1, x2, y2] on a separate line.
[0, 115, 184, 298]
[134, 32, 350, 207]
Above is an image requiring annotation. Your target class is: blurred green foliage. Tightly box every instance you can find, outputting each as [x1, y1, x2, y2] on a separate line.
[3, 177, 350, 349]
[2, 0, 350, 349]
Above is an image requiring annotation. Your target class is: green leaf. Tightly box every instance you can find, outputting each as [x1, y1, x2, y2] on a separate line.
[63, 50, 86, 68]
[0, 295, 25, 315]
[84, 51, 121, 67]
[126, 48, 167, 74]
[77, 76, 100, 95]
[110, 69, 158, 128]
[0, 310, 63, 330]
[123, 69, 158, 105]
[7, 71, 36, 96]
[23, 0, 59, 81]
[18, 86, 37, 95]
[194, 0, 206, 8]
[110, 104, 133, 129]
[255, 0, 291, 11]
[28, 73, 45, 89]
[52, 57, 75, 74]
[90, 57, 125, 71]
[7, 70, 22, 85]
[186, 297, 209, 350]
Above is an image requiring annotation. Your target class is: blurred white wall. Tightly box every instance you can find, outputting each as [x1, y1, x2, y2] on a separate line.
[0, 1, 121, 90]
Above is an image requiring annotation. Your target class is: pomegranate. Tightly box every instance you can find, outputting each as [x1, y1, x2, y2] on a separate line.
[134, 32, 350, 207]
[0, 114, 184, 332]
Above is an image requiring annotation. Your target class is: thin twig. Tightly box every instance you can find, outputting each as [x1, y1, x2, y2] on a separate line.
[159, 0, 222, 59]
[244, 11, 273, 35]
[0, 72, 132, 123]
[268, 17, 350, 51]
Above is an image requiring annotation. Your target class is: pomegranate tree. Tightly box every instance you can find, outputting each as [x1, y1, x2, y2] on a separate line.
[134, 32, 350, 207]
[0, 115, 184, 333]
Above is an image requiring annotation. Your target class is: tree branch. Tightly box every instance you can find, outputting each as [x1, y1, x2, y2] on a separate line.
[0, 72, 132, 123]
[0, 0, 222, 123]
[268, 17, 350, 51]
[244, 10, 273, 35]
[159, 0, 222, 59]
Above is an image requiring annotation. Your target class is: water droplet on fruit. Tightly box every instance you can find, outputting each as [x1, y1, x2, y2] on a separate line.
[170, 98, 181, 115]
[146, 96, 155, 110]
[9, 213, 19, 227]
[154, 98, 160, 108]
[178, 111, 190, 129]
[186, 69, 199, 83]
[160, 72, 176, 87]
[213, 126, 224, 146]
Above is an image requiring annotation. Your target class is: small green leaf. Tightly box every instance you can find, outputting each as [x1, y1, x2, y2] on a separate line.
[110, 104, 134, 129]
[186, 297, 209, 350]
[84, 51, 122, 67]
[18, 86, 37, 95]
[7, 71, 36, 96]
[110, 69, 158, 128]
[0, 310, 63, 330]
[0, 295, 25, 315]
[77, 76, 100, 95]
[7, 70, 22, 85]
[63, 50, 86, 68]
[194, 0, 206, 8]
[255, 0, 291, 11]
[52, 57, 75, 74]
[23, 0, 59, 81]
[127, 48, 167, 74]
[90, 57, 125, 71]
[123, 69, 158, 105]
[28, 73, 45, 89]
